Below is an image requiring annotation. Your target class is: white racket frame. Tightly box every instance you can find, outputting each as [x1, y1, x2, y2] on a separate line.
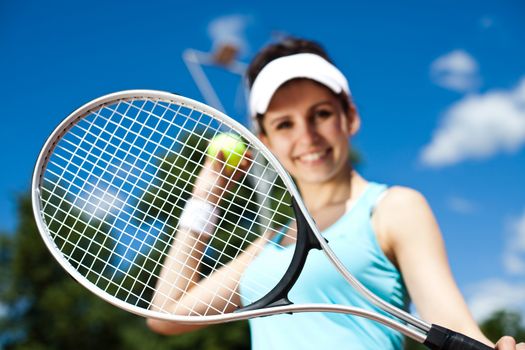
[32, 90, 430, 343]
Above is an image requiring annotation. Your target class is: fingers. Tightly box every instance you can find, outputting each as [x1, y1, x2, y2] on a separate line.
[495, 335, 525, 350]
[214, 150, 252, 174]
[496, 336, 515, 349]
[230, 150, 253, 181]
[193, 150, 252, 203]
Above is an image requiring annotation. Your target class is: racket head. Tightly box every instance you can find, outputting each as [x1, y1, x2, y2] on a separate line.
[31, 90, 320, 323]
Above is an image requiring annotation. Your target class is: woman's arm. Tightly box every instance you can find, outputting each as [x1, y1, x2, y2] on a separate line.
[146, 236, 264, 335]
[147, 154, 258, 335]
[374, 186, 523, 349]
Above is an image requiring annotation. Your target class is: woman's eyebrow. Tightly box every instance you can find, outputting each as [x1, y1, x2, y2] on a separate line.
[305, 101, 338, 117]
[309, 100, 335, 111]
[267, 115, 291, 126]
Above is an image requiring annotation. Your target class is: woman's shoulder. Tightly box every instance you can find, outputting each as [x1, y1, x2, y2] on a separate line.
[374, 185, 435, 237]
[380, 185, 428, 209]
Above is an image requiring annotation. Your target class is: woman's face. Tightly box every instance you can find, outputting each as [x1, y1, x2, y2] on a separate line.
[259, 79, 358, 185]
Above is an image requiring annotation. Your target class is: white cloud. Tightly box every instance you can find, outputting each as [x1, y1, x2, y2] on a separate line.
[420, 78, 525, 167]
[447, 196, 477, 214]
[430, 50, 480, 92]
[466, 209, 525, 323]
[467, 279, 525, 323]
[207, 14, 251, 55]
[504, 209, 525, 274]
[504, 255, 525, 275]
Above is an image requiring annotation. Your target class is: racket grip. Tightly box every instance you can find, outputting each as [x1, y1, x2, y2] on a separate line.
[424, 324, 494, 350]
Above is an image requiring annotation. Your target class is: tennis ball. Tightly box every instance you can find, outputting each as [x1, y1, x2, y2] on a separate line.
[207, 133, 247, 172]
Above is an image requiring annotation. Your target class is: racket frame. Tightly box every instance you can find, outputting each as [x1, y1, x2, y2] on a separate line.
[32, 90, 430, 341]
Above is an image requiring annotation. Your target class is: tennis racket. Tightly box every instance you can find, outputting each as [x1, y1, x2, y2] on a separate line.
[32, 90, 492, 350]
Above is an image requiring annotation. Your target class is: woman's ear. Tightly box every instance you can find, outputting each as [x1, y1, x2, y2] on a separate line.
[258, 132, 270, 147]
[349, 112, 361, 136]
[343, 102, 361, 137]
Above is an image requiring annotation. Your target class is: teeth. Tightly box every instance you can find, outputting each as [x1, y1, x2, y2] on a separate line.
[299, 150, 326, 162]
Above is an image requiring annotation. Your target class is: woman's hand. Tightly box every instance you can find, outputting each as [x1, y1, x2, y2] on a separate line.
[495, 336, 525, 349]
[192, 150, 251, 205]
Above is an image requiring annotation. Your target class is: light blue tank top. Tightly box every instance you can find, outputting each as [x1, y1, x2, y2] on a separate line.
[239, 182, 409, 350]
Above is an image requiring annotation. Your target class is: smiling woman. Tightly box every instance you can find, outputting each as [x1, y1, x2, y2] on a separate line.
[146, 37, 524, 350]
[258, 79, 357, 187]
[26, 39, 523, 350]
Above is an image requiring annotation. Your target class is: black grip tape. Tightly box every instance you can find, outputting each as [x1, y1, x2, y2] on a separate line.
[424, 324, 493, 350]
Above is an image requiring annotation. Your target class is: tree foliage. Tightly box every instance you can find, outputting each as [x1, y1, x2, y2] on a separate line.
[0, 194, 250, 349]
[480, 310, 525, 344]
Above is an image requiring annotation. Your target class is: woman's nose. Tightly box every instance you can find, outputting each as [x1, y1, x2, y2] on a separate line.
[297, 121, 320, 144]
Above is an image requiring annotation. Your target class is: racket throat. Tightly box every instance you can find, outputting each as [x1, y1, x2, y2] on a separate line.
[237, 197, 323, 314]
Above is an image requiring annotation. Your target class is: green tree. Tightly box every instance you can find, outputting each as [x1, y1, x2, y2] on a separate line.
[0, 194, 250, 349]
[480, 310, 525, 344]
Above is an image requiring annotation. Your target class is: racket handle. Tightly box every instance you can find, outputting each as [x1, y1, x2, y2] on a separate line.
[424, 324, 494, 350]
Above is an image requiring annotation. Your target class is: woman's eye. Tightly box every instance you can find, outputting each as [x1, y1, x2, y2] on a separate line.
[315, 109, 334, 119]
[275, 121, 292, 130]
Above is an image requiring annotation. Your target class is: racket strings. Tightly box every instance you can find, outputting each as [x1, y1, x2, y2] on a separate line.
[110, 99, 296, 226]
[42, 159, 290, 276]
[115, 98, 289, 190]
[50, 100, 276, 253]
[42, 99, 160, 274]
[41, 176, 285, 310]
[42, 180, 280, 317]
[89, 99, 179, 291]
[43, 157, 292, 263]
[107, 101, 297, 235]
[42, 106, 137, 287]
[56, 106, 297, 236]
[41, 103, 125, 244]
[46, 115, 296, 247]
[40, 96, 298, 316]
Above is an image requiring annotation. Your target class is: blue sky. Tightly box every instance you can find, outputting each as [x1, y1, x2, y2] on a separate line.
[1, 0, 524, 322]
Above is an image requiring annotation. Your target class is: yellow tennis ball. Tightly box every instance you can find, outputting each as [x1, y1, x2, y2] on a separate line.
[207, 133, 246, 172]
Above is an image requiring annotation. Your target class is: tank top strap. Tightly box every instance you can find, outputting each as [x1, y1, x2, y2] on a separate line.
[356, 182, 389, 218]
[273, 183, 389, 245]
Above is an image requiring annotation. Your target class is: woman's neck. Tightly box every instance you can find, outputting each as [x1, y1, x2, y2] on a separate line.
[297, 163, 365, 213]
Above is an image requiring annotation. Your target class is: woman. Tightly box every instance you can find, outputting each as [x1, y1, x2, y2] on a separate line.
[147, 37, 523, 350]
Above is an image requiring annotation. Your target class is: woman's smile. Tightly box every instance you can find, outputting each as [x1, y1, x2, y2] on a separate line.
[294, 147, 332, 165]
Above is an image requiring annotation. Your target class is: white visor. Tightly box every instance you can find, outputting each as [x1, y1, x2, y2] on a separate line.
[249, 53, 350, 117]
